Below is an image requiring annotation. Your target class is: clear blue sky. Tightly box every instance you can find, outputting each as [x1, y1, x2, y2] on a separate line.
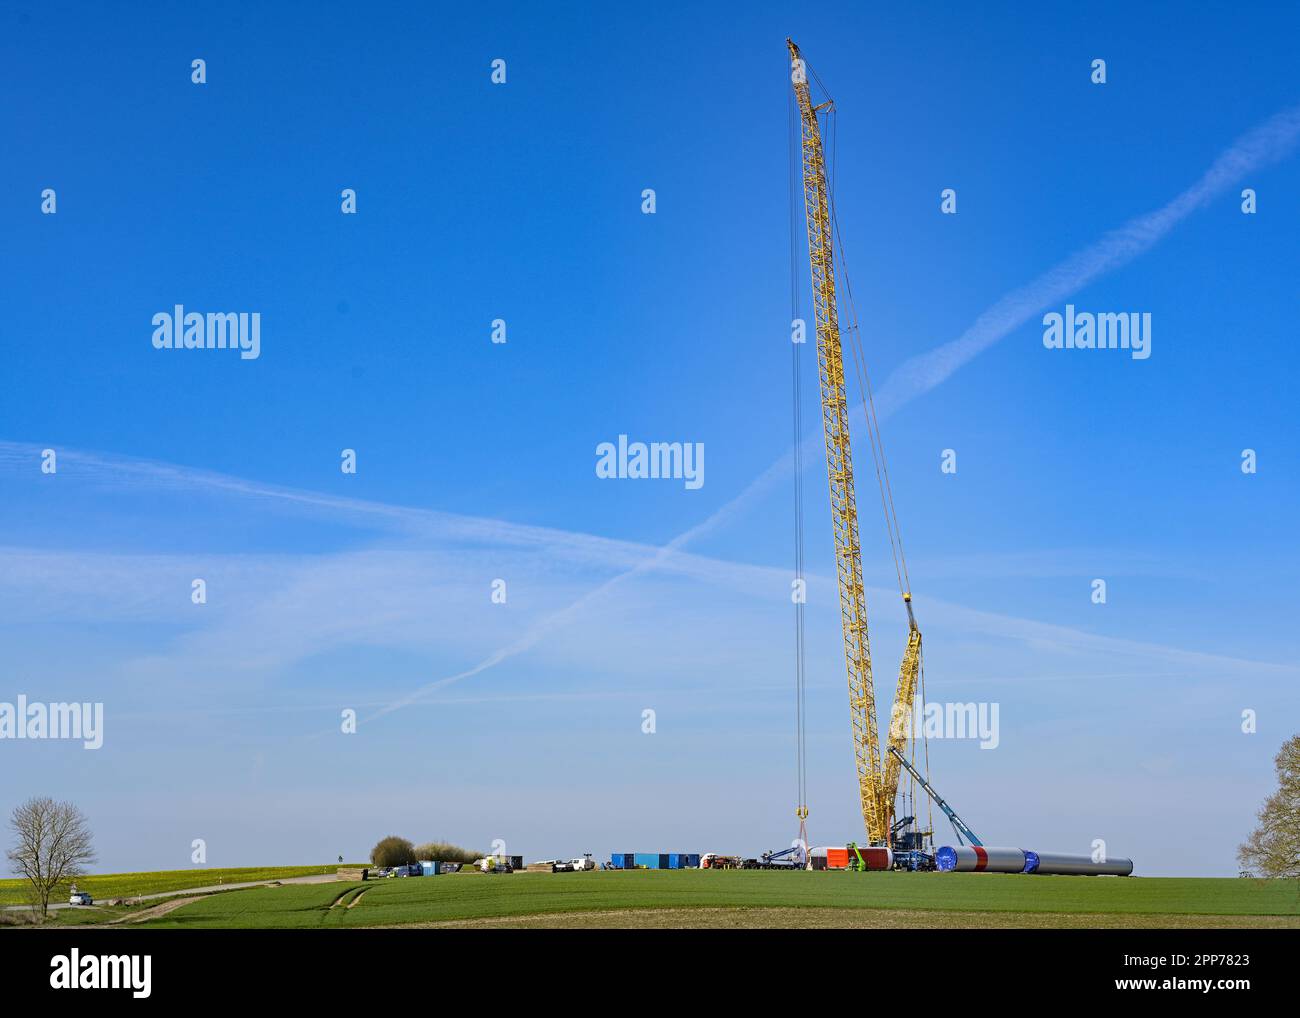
[2, 1, 1297, 876]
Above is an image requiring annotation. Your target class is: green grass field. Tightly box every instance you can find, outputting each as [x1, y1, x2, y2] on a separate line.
[132, 870, 1300, 929]
[0, 865, 342, 907]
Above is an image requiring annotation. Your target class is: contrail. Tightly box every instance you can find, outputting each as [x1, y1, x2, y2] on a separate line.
[10, 106, 1296, 725]
[368, 101, 1300, 718]
[873, 102, 1300, 417]
[0, 439, 671, 562]
[364, 456, 793, 720]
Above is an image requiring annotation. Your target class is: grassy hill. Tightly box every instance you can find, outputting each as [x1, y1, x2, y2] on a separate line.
[135, 870, 1300, 929]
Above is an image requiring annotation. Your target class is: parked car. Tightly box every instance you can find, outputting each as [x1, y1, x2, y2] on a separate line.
[69, 891, 93, 906]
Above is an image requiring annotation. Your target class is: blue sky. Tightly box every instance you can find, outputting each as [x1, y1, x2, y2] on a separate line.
[2, 1, 1297, 876]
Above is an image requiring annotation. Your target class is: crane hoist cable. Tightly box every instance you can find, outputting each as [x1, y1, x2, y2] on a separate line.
[823, 106, 928, 811]
[826, 142, 926, 826]
[789, 78, 811, 859]
[832, 198, 909, 596]
[920, 650, 934, 842]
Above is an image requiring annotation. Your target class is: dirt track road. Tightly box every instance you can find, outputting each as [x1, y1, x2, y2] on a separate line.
[3, 873, 341, 913]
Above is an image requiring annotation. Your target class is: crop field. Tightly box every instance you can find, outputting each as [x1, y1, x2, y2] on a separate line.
[132, 870, 1300, 929]
[0, 865, 342, 907]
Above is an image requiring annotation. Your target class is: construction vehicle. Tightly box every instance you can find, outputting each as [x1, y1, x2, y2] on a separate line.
[788, 38, 929, 848]
[759, 844, 808, 869]
[889, 815, 935, 871]
[844, 841, 891, 871]
[700, 853, 742, 870]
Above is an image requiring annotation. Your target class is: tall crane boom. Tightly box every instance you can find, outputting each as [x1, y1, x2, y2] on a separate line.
[789, 39, 929, 845]
[788, 37, 887, 843]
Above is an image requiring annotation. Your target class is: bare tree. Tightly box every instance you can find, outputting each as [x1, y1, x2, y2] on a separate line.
[6, 797, 96, 917]
[1238, 735, 1300, 879]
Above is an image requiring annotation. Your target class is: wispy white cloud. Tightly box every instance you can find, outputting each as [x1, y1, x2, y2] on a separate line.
[0, 439, 634, 556]
[1, 534, 1291, 712]
[360, 103, 1300, 716]
[6, 103, 1299, 719]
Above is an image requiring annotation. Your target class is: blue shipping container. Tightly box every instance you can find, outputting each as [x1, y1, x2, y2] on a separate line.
[633, 853, 659, 869]
[686, 854, 700, 868]
[419, 861, 440, 876]
[658, 854, 670, 870]
[667, 853, 682, 869]
[608, 855, 622, 869]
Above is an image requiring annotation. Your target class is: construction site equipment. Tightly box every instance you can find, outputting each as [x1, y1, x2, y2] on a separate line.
[622, 852, 695, 869]
[1023, 852, 1134, 876]
[887, 816, 936, 871]
[787, 43, 1133, 879]
[935, 846, 1027, 873]
[888, 747, 982, 848]
[788, 38, 926, 846]
[847, 842, 894, 871]
[760, 844, 808, 869]
[810, 845, 892, 871]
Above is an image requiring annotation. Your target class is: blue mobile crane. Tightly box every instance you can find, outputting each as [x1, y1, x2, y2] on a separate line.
[887, 747, 983, 870]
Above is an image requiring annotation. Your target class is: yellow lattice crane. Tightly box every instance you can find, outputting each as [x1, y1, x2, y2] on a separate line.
[788, 38, 924, 846]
